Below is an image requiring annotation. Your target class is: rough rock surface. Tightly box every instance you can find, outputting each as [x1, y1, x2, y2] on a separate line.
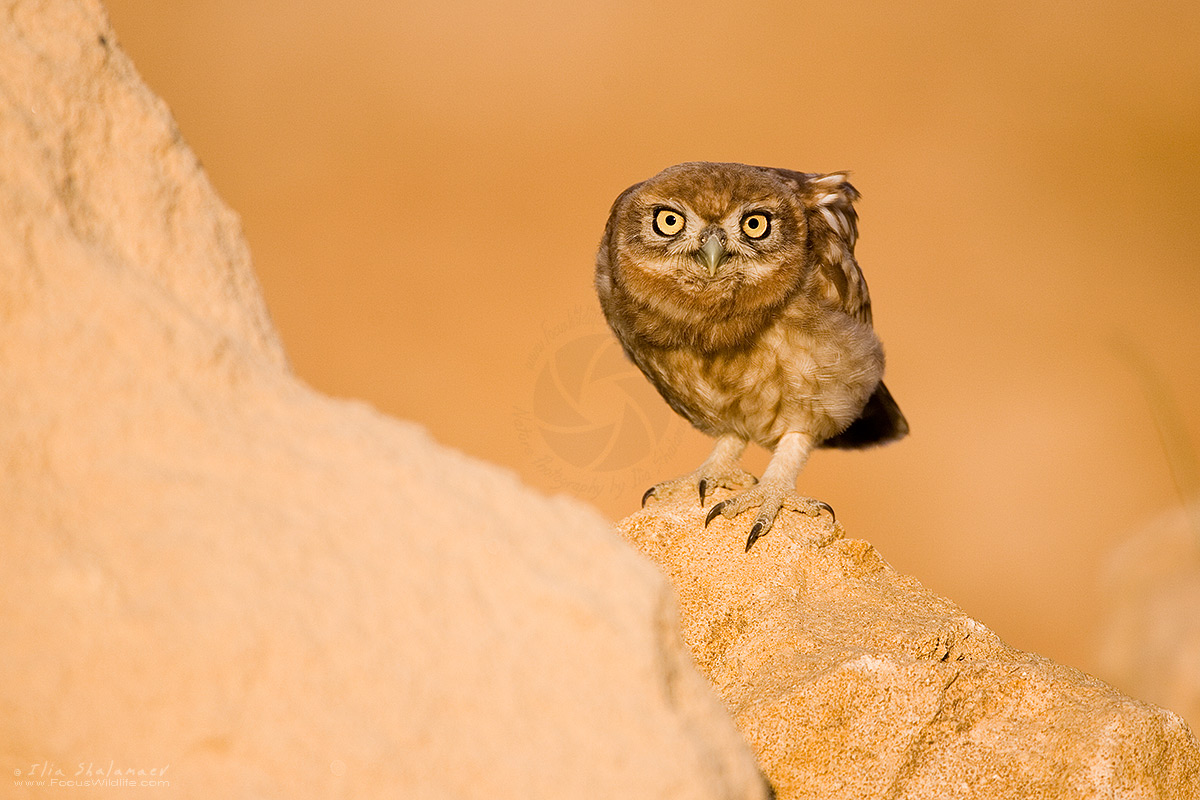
[0, 2, 768, 798]
[620, 488, 1200, 799]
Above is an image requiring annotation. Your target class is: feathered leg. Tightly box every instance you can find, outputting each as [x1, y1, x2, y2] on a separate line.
[704, 431, 834, 551]
[641, 434, 755, 507]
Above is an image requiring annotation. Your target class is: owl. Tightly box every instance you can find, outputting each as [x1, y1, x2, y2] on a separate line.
[595, 162, 907, 551]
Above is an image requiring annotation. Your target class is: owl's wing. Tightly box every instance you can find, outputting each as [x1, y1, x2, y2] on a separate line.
[763, 168, 873, 326]
[764, 168, 908, 448]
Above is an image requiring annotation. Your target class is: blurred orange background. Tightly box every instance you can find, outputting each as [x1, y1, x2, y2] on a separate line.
[103, 0, 1199, 693]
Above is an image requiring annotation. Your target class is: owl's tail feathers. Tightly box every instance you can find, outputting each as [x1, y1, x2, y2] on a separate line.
[821, 381, 909, 450]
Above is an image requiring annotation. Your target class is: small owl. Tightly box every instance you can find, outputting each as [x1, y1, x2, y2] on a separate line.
[595, 162, 907, 550]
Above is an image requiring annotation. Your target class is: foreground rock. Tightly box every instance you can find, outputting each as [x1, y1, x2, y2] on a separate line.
[621, 489, 1200, 799]
[0, 3, 768, 798]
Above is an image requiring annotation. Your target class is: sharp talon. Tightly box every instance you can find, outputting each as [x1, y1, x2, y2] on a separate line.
[641, 486, 656, 508]
[705, 501, 726, 528]
[817, 501, 835, 523]
[745, 522, 763, 552]
[698, 479, 707, 506]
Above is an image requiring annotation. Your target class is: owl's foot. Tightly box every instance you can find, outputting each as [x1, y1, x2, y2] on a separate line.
[641, 434, 752, 508]
[641, 465, 757, 508]
[703, 482, 835, 551]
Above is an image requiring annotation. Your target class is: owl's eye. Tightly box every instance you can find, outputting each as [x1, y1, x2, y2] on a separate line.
[652, 208, 686, 237]
[741, 212, 771, 239]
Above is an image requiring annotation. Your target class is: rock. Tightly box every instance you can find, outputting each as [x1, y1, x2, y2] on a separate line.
[0, 2, 768, 798]
[1097, 502, 1200, 736]
[620, 489, 1200, 799]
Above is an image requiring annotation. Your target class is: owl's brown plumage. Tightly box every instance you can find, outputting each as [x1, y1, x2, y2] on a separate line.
[595, 161, 907, 550]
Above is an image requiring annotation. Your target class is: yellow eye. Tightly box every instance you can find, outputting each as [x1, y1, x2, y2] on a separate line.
[741, 212, 771, 239]
[653, 208, 685, 236]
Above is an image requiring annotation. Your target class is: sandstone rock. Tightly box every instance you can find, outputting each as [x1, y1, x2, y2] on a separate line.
[0, 2, 768, 797]
[620, 489, 1200, 799]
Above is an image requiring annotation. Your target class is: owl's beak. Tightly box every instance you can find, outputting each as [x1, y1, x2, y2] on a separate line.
[698, 234, 728, 277]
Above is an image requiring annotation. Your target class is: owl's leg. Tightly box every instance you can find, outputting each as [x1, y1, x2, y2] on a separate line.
[703, 431, 835, 551]
[641, 434, 754, 508]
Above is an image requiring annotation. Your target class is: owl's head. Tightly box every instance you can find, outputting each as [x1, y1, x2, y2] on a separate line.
[596, 161, 860, 348]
